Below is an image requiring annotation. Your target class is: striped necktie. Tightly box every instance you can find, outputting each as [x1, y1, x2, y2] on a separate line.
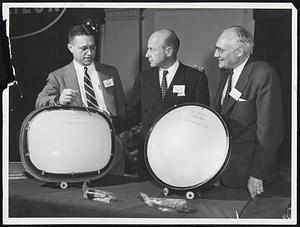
[84, 66, 99, 109]
[161, 70, 168, 99]
[221, 69, 233, 115]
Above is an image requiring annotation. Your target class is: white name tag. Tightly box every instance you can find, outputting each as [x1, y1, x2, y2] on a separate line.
[229, 87, 242, 101]
[173, 85, 185, 96]
[103, 78, 114, 88]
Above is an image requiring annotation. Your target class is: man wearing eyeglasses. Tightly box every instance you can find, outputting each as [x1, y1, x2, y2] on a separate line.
[212, 26, 284, 198]
[35, 24, 127, 176]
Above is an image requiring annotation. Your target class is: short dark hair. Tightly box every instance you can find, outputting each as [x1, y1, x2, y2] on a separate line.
[68, 24, 95, 43]
[164, 29, 180, 55]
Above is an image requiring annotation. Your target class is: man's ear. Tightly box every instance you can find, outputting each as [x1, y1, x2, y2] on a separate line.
[165, 46, 173, 57]
[67, 43, 73, 53]
[236, 46, 243, 57]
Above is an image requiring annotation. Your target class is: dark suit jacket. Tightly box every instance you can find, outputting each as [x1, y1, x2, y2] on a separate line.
[114, 62, 210, 138]
[35, 61, 126, 116]
[212, 55, 284, 187]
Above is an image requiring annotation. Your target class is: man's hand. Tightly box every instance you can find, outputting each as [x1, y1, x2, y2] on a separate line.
[247, 176, 264, 199]
[59, 89, 79, 105]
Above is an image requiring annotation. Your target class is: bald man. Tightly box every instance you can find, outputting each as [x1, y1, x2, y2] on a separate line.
[113, 29, 210, 179]
[212, 26, 284, 198]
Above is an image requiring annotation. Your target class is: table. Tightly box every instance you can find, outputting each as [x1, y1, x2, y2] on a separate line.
[8, 175, 290, 220]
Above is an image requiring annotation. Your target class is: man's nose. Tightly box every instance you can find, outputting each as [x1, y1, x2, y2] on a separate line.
[86, 48, 92, 55]
[214, 49, 219, 58]
[145, 50, 150, 58]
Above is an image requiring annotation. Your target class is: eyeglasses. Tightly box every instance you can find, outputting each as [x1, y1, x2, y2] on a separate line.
[78, 45, 96, 52]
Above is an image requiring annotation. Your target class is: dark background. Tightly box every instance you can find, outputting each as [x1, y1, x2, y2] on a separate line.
[253, 9, 291, 163]
[8, 8, 105, 161]
[7, 8, 292, 163]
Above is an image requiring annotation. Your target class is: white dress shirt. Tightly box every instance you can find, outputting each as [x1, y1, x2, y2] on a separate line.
[159, 60, 180, 88]
[221, 57, 249, 104]
[73, 60, 108, 112]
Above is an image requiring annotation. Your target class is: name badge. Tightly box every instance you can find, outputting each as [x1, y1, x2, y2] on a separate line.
[103, 78, 114, 88]
[173, 85, 185, 96]
[229, 87, 242, 101]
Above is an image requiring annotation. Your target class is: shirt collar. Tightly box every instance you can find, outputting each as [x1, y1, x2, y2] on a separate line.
[73, 60, 95, 73]
[159, 60, 179, 75]
[232, 56, 249, 75]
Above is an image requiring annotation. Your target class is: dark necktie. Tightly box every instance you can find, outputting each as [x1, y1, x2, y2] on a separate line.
[221, 70, 233, 115]
[161, 70, 168, 99]
[84, 66, 99, 109]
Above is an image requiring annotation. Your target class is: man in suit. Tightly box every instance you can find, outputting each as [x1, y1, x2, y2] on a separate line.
[212, 26, 284, 198]
[113, 29, 210, 179]
[36, 24, 127, 176]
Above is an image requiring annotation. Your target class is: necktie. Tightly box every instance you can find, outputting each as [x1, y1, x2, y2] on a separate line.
[84, 66, 99, 109]
[161, 70, 168, 99]
[221, 70, 233, 115]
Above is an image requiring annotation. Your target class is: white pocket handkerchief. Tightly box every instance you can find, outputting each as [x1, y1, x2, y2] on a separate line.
[238, 98, 247, 102]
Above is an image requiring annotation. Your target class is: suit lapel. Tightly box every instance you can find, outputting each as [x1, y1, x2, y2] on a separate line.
[213, 69, 231, 113]
[63, 62, 83, 106]
[161, 63, 185, 104]
[234, 56, 254, 92]
[148, 68, 169, 117]
[94, 63, 117, 115]
[222, 56, 254, 114]
[148, 68, 164, 108]
[151, 68, 163, 100]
